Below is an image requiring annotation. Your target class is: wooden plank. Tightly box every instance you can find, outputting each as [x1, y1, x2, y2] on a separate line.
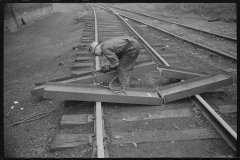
[76, 17, 94, 20]
[97, 21, 121, 23]
[71, 70, 93, 75]
[115, 108, 193, 122]
[83, 28, 94, 31]
[195, 55, 209, 59]
[98, 30, 128, 33]
[137, 55, 151, 59]
[165, 59, 179, 64]
[81, 37, 94, 40]
[136, 57, 153, 62]
[99, 36, 132, 40]
[81, 40, 93, 43]
[50, 134, 92, 152]
[158, 74, 233, 103]
[217, 105, 237, 113]
[98, 29, 126, 32]
[83, 33, 94, 37]
[86, 24, 94, 27]
[71, 63, 94, 69]
[59, 114, 94, 129]
[85, 27, 94, 30]
[43, 82, 163, 105]
[72, 45, 89, 51]
[98, 23, 123, 25]
[98, 25, 125, 27]
[113, 108, 193, 122]
[99, 32, 130, 35]
[111, 128, 221, 144]
[98, 26, 124, 29]
[75, 57, 94, 61]
[76, 53, 92, 57]
[161, 54, 177, 57]
[152, 44, 165, 47]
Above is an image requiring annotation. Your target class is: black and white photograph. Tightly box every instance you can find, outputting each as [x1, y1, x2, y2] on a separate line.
[4, 2, 237, 158]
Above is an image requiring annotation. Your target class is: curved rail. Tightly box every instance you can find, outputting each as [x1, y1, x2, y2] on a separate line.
[104, 4, 237, 41]
[94, 3, 237, 153]
[88, 4, 105, 158]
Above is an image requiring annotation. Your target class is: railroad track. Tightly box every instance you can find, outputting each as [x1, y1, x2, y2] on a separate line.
[101, 4, 237, 61]
[33, 3, 237, 158]
[104, 4, 237, 42]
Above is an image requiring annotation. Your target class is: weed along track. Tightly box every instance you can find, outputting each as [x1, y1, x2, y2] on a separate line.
[25, 3, 236, 158]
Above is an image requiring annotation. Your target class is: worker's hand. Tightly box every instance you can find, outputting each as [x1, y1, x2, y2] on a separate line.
[101, 65, 111, 73]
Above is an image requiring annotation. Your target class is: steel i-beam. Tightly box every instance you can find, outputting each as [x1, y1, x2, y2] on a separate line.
[158, 74, 233, 103]
[31, 59, 157, 97]
[43, 82, 163, 105]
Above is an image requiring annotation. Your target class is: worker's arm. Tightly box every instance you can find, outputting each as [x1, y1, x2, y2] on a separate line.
[104, 48, 120, 70]
[109, 63, 119, 70]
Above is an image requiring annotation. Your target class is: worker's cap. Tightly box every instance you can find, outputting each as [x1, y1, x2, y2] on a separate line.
[88, 41, 99, 55]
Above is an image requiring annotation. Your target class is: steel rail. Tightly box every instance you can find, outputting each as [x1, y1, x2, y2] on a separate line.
[97, 4, 237, 61]
[88, 4, 105, 158]
[104, 4, 237, 41]
[96, 3, 237, 61]
[94, 4, 237, 153]
[119, 14, 237, 61]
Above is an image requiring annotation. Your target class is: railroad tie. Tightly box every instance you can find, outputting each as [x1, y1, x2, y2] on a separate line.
[160, 53, 177, 57]
[71, 70, 94, 75]
[75, 56, 94, 61]
[111, 128, 221, 145]
[49, 134, 92, 152]
[59, 114, 94, 129]
[75, 51, 91, 55]
[81, 37, 94, 41]
[71, 62, 94, 69]
[81, 39, 94, 43]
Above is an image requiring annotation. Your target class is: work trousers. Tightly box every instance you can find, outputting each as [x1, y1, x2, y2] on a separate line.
[116, 40, 140, 87]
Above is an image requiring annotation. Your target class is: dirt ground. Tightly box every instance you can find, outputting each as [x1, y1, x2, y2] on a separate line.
[3, 3, 237, 158]
[4, 3, 92, 158]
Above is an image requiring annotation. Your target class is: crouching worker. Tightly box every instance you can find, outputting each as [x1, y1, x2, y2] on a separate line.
[89, 36, 140, 87]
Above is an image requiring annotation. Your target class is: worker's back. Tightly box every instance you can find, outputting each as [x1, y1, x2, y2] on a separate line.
[102, 36, 138, 56]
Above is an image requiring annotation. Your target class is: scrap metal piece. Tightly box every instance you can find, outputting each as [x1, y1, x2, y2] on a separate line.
[158, 74, 233, 103]
[43, 82, 163, 105]
[31, 60, 156, 97]
[157, 64, 207, 80]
